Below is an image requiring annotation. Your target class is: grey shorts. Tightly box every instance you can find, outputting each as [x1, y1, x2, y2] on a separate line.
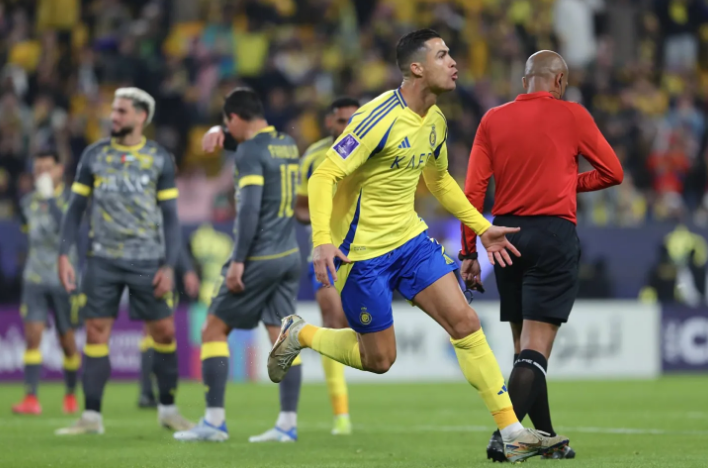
[81, 257, 174, 322]
[209, 252, 301, 330]
[21, 283, 80, 335]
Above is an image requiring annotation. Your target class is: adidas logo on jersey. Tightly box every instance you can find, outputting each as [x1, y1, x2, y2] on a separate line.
[398, 137, 411, 149]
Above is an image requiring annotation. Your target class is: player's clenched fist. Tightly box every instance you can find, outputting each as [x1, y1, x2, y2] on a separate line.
[312, 243, 350, 287]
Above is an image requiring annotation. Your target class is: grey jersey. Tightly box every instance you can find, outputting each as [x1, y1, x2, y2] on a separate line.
[233, 126, 300, 259]
[72, 137, 178, 261]
[20, 187, 76, 286]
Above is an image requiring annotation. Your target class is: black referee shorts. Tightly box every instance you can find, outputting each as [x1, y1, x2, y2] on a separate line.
[493, 215, 580, 325]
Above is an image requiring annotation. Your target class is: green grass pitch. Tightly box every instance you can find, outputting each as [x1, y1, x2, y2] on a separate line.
[1, 376, 707, 467]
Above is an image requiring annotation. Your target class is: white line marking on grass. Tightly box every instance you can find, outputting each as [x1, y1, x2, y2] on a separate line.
[304, 423, 708, 437]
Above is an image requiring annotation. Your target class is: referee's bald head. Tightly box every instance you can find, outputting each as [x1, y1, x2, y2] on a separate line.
[522, 50, 569, 100]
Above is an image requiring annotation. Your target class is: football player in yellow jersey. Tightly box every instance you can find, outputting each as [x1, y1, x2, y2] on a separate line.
[268, 29, 569, 462]
[295, 97, 360, 436]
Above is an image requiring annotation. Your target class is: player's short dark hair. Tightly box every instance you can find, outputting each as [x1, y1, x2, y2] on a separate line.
[223, 87, 264, 121]
[34, 149, 60, 164]
[329, 96, 360, 113]
[396, 29, 442, 75]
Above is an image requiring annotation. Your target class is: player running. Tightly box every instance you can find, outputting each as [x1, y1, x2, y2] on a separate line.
[12, 150, 81, 416]
[174, 88, 302, 443]
[55, 87, 193, 435]
[294, 96, 360, 436]
[138, 248, 200, 409]
[268, 29, 569, 462]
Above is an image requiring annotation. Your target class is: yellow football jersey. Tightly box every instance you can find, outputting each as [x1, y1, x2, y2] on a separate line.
[310, 88, 489, 262]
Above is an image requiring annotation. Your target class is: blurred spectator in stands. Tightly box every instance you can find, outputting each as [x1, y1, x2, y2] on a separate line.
[640, 245, 679, 303]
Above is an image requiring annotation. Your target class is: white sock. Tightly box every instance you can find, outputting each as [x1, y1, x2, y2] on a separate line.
[82, 410, 102, 422]
[500, 422, 525, 442]
[276, 411, 297, 430]
[158, 404, 177, 418]
[205, 407, 225, 427]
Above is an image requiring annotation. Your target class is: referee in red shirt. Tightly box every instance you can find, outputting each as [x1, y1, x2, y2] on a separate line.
[459, 51, 623, 461]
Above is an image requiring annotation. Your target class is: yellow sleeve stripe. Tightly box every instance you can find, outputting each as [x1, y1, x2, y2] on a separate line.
[239, 175, 264, 188]
[71, 182, 92, 196]
[157, 188, 179, 201]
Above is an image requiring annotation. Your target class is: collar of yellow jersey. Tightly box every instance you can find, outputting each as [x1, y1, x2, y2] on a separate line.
[110, 136, 147, 152]
[254, 126, 275, 136]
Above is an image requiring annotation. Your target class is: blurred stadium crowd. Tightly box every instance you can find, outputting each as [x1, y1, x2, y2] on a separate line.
[1, 0, 708, 226]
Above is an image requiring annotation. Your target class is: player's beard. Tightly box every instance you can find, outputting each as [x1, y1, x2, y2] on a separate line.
[111, 125, 134, 138]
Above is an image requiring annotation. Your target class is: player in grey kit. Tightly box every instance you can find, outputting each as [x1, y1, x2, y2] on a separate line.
[55, 87, 193, 435]
[174, 87, 302, 443]
[12, 150, 81, 416]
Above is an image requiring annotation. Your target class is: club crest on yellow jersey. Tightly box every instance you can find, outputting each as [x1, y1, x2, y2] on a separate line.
[429, 124, 437, 148]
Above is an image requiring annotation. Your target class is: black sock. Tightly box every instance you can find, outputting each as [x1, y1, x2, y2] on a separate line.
[493, 353, 520, 439]
[507, 349, 547, 424]
[202, 356, 229, 408]
[153, 347, 178, 406]
[83, 355, 111, 412]
[140, 348, 155, 399]
[527, 364, 555, 436]
[24, 364, 41, 396]
[279, 363, 302, 413]
[64, 369, 78, 395]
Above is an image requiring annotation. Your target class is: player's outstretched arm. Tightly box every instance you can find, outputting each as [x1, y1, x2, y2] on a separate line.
[421, 137, 491, 236]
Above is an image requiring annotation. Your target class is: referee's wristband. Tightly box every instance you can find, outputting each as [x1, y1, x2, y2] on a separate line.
[458, 251, 478, 261]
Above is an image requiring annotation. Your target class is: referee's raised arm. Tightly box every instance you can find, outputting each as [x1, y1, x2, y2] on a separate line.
[459, 50, 623, 461]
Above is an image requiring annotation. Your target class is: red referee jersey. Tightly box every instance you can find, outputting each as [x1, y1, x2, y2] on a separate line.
[462, 92, 623, 254]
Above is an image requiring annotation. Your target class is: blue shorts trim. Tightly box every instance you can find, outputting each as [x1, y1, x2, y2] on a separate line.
[308, 262, 334, 293]
[338, 232, 457, 333]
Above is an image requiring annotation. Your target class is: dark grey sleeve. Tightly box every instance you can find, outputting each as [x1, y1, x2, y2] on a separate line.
[160, 199, 181, 268]
[232, 184, 263, 262]
[176, 244, 195, 276]
[59, 195, 88, 255]
[60, 151, 93, 254]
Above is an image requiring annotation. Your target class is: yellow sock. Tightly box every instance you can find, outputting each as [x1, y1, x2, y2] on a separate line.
[299, 324, 363, 370]
[451, 328, 519, 431]
[322, 355, 349, 415]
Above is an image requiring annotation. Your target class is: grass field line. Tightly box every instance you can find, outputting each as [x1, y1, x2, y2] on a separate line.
[4, 418, 708, 437]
